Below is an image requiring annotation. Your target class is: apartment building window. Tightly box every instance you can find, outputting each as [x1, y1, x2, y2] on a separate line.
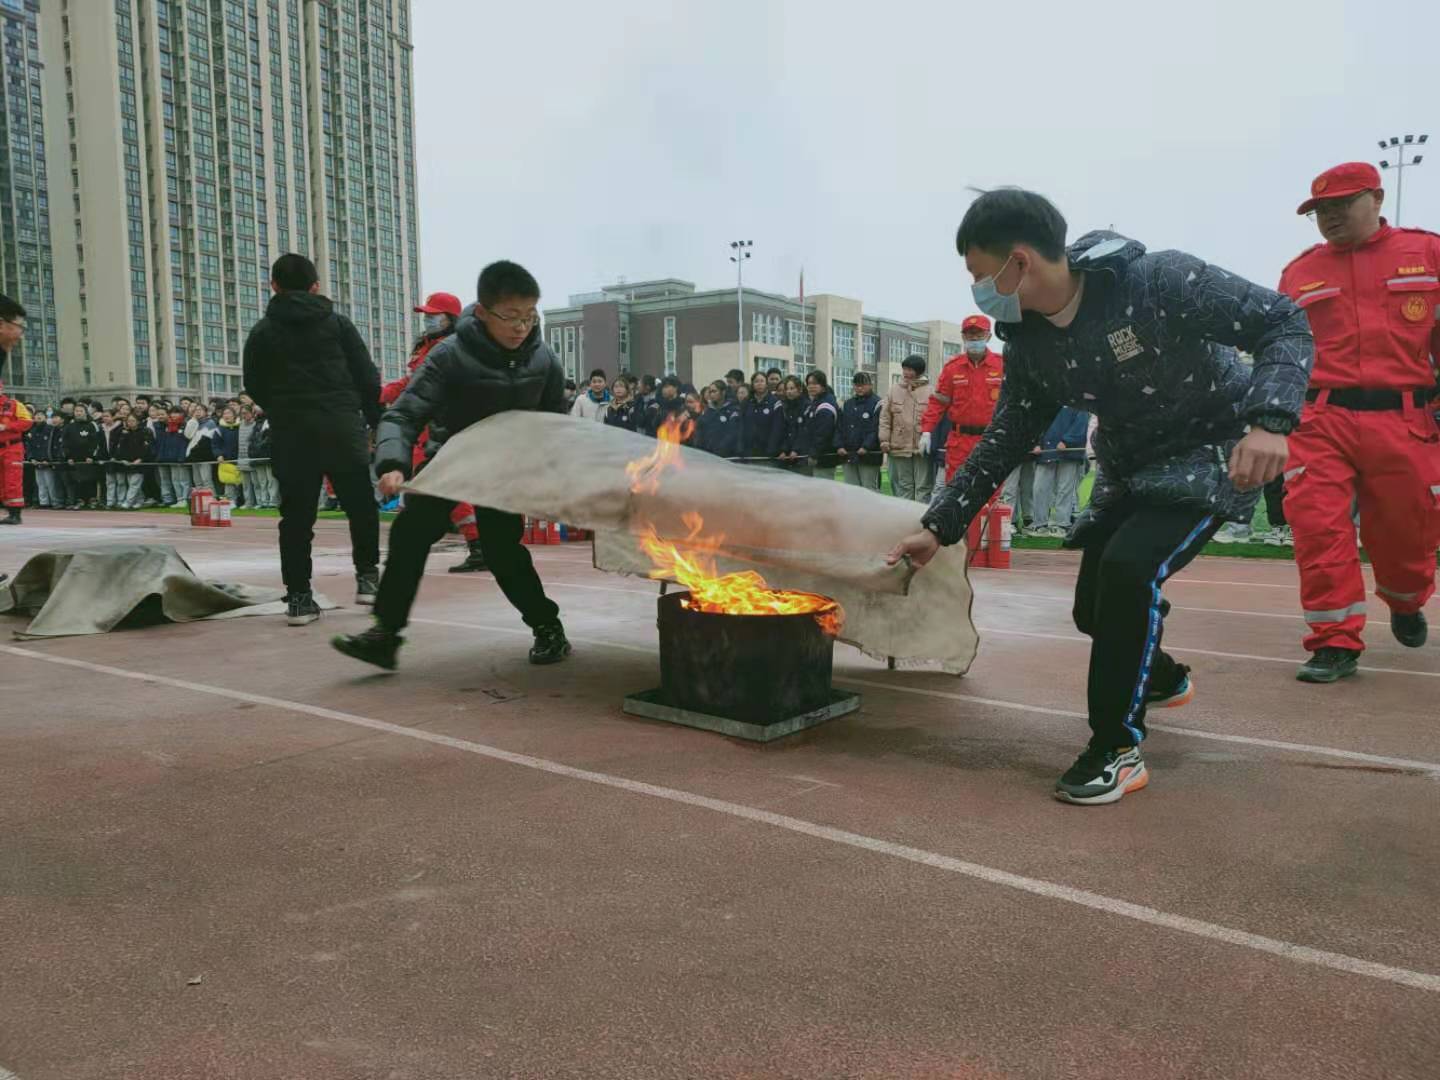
[563, 326, 576, 381]
[943, 340, 964, 360]
[862, 333, 878, 370]
[888, 337, 928, 365]
[833, 365, 854, 400]
[618, 314, 630, 373]
[832, 321, 857, 368]
[752, 312, 784, 345]
[786, 319, 813, 359]
[663, 316, 677, 375]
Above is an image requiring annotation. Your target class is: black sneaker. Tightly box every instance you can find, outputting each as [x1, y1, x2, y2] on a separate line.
[355, 571, 379, 606]
[448, 541, 488, 573]
[331, 624, 402, 671]
[0, 508, 20, 525]
[1391, 611, 1428, 649]
[1296, 647, 1360, 683]
[1054, 743, 1149, 806]
[529, 621, 572, 665]
[285, 591, 321, 626]
[1146, 664, 1193, 709]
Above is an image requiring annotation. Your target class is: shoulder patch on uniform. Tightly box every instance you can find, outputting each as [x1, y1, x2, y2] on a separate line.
[1281, 243, 1326, 277]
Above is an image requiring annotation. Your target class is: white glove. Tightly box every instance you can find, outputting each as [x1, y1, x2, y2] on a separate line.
[918, 431, 932, 456]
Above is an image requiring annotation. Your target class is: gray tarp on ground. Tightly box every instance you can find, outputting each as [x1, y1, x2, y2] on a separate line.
[0, 544, 321, 640]
[405, 412, 979, 673]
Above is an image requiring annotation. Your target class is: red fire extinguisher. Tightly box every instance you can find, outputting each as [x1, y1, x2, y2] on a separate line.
[985, 502, 1013, 570]
[190, 486, 214, 527]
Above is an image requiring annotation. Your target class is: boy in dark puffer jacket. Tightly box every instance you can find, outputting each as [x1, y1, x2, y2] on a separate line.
[333, 260, 570, 672]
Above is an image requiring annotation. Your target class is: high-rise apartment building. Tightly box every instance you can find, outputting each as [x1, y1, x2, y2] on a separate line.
[30, 0, 421, 400]
[0, 0, 59, 397]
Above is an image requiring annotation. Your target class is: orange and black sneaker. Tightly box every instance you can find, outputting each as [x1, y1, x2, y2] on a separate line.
[1054, 744, 1149, 806]
[1146, 664, 1194, 709]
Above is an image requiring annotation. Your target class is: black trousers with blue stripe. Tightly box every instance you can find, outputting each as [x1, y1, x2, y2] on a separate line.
[1072, 502, 1221, 748]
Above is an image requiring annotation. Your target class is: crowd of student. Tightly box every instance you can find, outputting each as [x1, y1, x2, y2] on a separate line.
[563, 361, 1096, 533]
[12, 392, 274, 511]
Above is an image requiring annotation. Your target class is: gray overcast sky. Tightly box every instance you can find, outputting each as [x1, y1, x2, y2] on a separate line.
[411, 0, 1439, 323]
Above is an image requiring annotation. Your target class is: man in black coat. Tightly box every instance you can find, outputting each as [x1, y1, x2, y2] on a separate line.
[243, 253, 382, 626]
[332, 260, 571, 670]
[889, 188, 1312, 807]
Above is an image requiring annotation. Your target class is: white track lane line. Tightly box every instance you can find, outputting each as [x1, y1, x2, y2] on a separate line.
[996, 566, 1340, 591]
[977, 588, 1305, 621]
[408, 618, 1440, 776]
[974, 625, 1440, 679]
[417, 577, 1440, 680]
[3, 643, 1436, 995]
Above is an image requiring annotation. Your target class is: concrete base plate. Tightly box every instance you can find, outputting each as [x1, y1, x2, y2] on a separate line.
[621, 687, 861, 742]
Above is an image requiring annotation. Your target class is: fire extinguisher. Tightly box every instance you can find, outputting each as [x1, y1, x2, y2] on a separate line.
[985, 502, 1013, 570]
[190, 486, 214, 527]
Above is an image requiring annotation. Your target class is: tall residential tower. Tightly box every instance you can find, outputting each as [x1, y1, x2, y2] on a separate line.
[0, 0, 59, 396]
[32, 0, 421, 399]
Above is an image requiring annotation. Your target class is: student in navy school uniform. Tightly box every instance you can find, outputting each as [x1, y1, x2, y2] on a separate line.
[603, 376, 642, 432]
[777, 375, 810, 475]
[740, 371, 783, 466]
[698, 380, 741, 458]
[837, 371, 884, 491]
[802, 370, 841, 480]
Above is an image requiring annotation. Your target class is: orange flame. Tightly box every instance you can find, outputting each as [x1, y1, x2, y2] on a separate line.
[625, 414, 694, 495]
[627, 418, 843, 636]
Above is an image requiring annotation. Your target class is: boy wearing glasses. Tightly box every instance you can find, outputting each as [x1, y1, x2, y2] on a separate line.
[333, 260, 572, 670]
[1278, 162, 1440, 681]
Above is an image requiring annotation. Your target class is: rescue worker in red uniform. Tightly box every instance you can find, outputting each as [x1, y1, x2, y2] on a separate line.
[0, 293, 33, 525]
[380, 292, 488, 573]
[919, 314, 1006, 482]
[1279, 162, 1440, 683]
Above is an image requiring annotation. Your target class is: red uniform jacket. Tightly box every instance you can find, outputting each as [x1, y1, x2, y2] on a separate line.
[380, 334, 447, 470]
[0, 393, 34, 449]
[920, 349, 1005, 439]
[1279, 222, 1440, 390]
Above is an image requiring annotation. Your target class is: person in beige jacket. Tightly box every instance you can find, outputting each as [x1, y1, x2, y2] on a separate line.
[878, 354, 932, 501]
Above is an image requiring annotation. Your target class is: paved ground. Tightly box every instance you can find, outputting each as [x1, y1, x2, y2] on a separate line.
[1, 509, 1437, 1080]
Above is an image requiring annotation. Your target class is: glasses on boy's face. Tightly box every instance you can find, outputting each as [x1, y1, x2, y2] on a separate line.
[1, 317, 26, 331]
[483, 307, 539, 330]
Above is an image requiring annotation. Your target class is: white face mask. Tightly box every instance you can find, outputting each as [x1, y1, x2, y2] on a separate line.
[964, 340, 989, 358]
[424, 314, 448, 333]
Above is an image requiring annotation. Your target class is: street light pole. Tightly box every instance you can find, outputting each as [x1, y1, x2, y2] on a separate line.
[729, 240, 752, 375]
[1378, 134, 1427, 226]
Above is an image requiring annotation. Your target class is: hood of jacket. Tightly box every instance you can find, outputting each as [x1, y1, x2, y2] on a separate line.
[994, 231, 1148, 345]
[265, 290, 334, 326]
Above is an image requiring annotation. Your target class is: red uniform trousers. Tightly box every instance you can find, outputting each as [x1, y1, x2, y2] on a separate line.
[0, 441, 23, 507]
[944, 431, 982, 483]
[1284, 394, 1440, 652]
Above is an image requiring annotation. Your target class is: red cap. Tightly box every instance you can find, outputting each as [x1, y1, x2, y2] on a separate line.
[961, 314, 992, 333]
[1296, 162, 1381, 215]
[414, 291, 463, 317]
